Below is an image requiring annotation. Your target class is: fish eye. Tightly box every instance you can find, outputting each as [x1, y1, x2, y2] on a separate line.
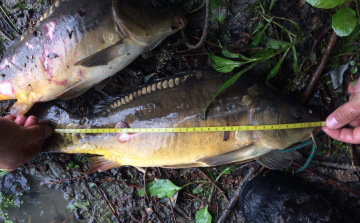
[308, 109, 313, 114]
[292, 108, 304, 120]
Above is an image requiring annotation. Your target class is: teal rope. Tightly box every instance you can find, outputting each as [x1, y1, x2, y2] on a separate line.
[295, 143, 317, 173]
[278, 136, 318, 173]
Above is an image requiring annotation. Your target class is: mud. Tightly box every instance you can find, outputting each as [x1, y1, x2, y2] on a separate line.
[0, 0, 360, 222]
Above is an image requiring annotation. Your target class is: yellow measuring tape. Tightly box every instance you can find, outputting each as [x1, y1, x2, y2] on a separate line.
[54, 121, 325, 134]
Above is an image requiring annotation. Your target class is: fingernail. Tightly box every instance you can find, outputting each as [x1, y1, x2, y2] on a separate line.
[326, 116, 339, 129]
[44, 126, 52, 137]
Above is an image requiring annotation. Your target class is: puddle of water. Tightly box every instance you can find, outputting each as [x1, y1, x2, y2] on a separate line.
[5, 174, 78, 223]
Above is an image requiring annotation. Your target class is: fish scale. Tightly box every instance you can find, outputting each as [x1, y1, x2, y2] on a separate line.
[28, 69, 320, 173]
[0, 0, 186, 116]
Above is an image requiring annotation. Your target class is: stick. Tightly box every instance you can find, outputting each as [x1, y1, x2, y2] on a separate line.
[310, 159, 360, 171]
[94, 182, 121, 223]
[309, 26, 332, 58]
[350, 145, 360, 178]
[216, 166, 258, 223]
[301, 31, 338, 104]
[0, 29, 12, 41]
[293, 163, 360, 198]
[197, 168, 229, 202]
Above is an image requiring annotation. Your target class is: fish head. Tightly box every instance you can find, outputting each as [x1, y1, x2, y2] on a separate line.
[249, 99, 320, 149]
[113, 0, 187, 44]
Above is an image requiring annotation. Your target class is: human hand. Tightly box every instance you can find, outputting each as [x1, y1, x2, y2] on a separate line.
[322, 78, 360, 143]
[0, 115, 52, 171]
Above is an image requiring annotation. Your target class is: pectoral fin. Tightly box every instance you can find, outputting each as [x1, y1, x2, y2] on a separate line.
[55, 80, 88, 100]
[10, 100, 34, 116]
[74, 40, 124, 67]
[255, 150, 303, 169]
[197, 144, 272, 166]
[86, 157, 122, 175]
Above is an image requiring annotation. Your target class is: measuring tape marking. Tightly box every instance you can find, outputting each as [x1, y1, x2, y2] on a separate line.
[54, 121, 325, 134]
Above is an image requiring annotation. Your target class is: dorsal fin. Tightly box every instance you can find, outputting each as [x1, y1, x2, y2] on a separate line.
[92, 71, 199, 115]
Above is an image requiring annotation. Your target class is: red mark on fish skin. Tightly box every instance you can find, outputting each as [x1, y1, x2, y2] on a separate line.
[53, 79, 68, 86]
[41, 48, 53, 81]
[0, 81, 14, 95]
[77, 69, 84, 78]
[115, 121, 140, 143]
[46, 21, 56, 40]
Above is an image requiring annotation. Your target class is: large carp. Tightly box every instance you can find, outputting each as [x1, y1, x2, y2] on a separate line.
[0, 0, 186, 116]
[29, 70, 319, 173]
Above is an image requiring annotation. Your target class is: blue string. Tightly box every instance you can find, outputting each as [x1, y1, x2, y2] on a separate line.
[277, 136, 318, 173]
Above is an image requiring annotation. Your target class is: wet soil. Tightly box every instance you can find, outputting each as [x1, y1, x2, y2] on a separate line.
[0, 0, 360, 222]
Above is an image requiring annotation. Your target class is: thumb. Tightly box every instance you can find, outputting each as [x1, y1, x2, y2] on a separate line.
[326, 95, 360, 129]
[21, 125, 53, 142]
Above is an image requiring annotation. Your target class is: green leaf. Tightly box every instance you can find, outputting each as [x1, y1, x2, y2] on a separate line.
[266, 39, 293, 49]
[138, 179, 182, 199]
[265, 48, 290, 88]
[0, 169, 9, 177]
[316, 149, 327, 156]
[247, 19, 273, 48]
[351, 67, 358, 74]
[345, 23, 360, 43]
[350, 60, 356, 65]
[252, 21, 265, 35]
[215, 165, 237, 181]
[204, 62, 258, 118]
[196, 205, 212, 223]
[269, 0, 277, 12]
[143, 73, 155, 84]
[192, 186, 204, 194]
[222, 44, 257, 61]
[306, 0, 350, 9]
[208, 52, 244, 73]
[332, 6, 357, 37]
[67, 201, 90, 211]
[352, 79, 358, 86]
[340, 45, 358, 54]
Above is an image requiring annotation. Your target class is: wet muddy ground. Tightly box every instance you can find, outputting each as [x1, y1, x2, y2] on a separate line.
[0, 0, 360, 222]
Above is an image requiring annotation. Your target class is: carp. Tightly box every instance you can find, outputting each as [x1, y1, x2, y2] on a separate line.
[29, 70, 319, 173]
[0, 0, 186, 116]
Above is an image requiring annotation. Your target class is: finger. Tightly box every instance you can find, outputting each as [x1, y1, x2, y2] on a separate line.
[325, 95, 360, 129]
[2, 115, 16, 121]
[24, 116, 38, 127]
[15, 115, 27, 126]
[348, 82, 356, 94]
[17, 142, 43, 168]
[349, 116, 360, 127]
[21, 125, 52, 142]
[38, 121, 47, 126]
[322, 126, 360, 144]
[349, 94, 354, 101]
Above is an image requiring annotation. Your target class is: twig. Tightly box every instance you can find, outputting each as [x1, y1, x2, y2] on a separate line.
[61, 215, 74, 223]
[181, 0, 210, 49]
[169, 199, 177, 223]
[350, 145, 360, 178]
[143, 167, 149, 205]
[301, 31, 338, 104]
[39, 175, 86, 186]
[82, 181, 95, 198]
[188, 34, 221, 48]
[0, 4, 21, 34]
[197, 168, 229, 202]
[310, 159, 360, 171]
[94, 182, 121, 223]
[310, 26, 332, 58]
[216, 165, 258, 223]
[317, 80, 332, 111]
[293, 162, 360, 198]
[0, 29, 12, 41]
